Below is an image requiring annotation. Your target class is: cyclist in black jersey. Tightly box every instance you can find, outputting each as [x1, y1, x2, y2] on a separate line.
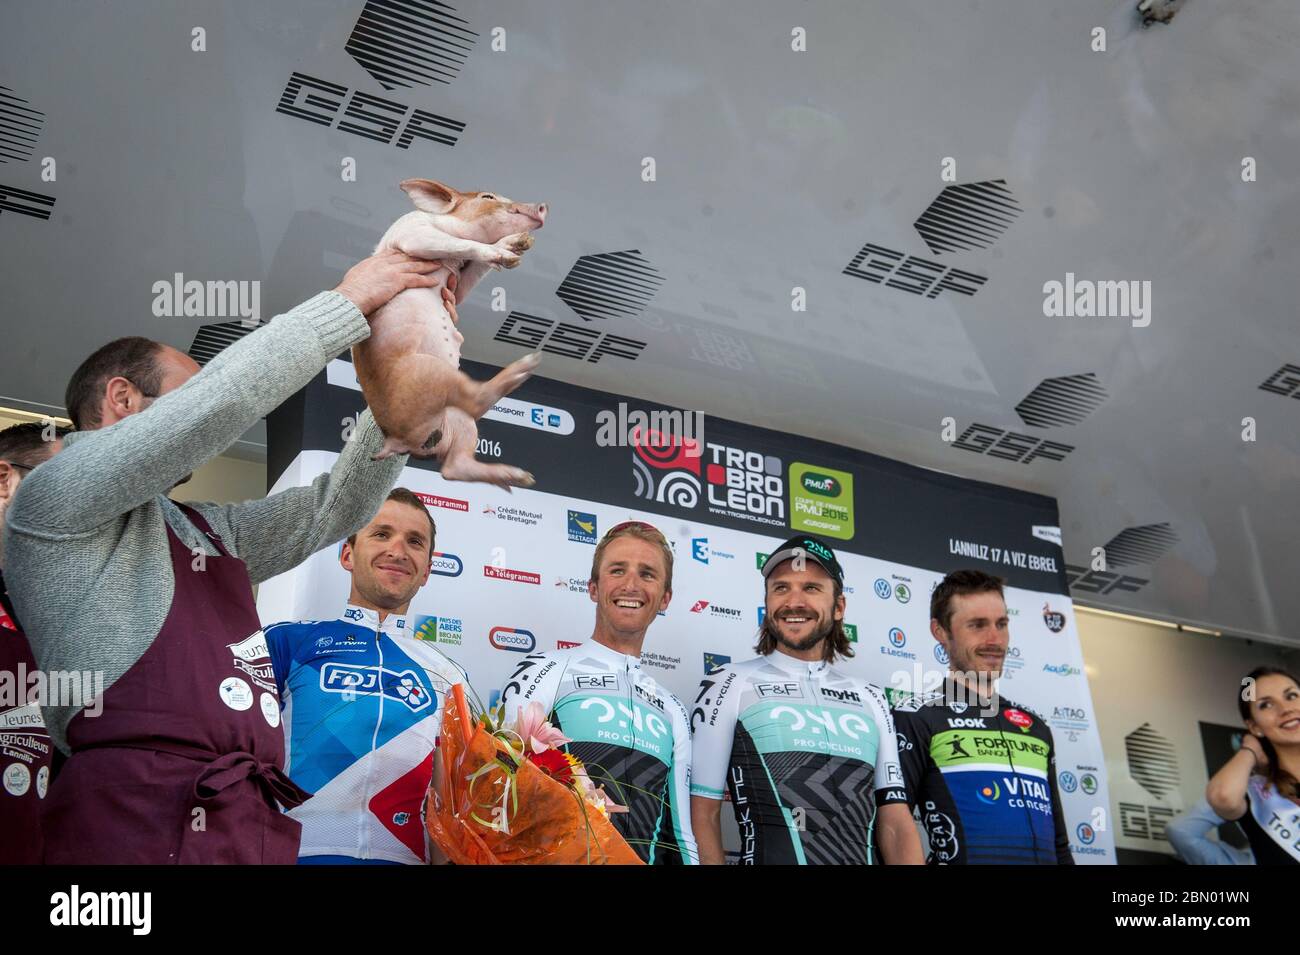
[892, 569, 1073, 864]
[690, 535, 923, 864]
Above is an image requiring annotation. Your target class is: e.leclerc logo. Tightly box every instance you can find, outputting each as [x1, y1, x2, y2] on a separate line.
[489, 627, 536, 652]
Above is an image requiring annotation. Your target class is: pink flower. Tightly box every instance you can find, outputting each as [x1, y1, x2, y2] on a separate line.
[514, 701, 571, 754]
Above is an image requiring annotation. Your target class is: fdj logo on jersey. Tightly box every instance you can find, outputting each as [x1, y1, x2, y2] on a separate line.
[320, 663, 433, 712]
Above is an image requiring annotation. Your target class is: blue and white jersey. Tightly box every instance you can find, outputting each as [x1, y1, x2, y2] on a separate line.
[266, 603, 467, 864]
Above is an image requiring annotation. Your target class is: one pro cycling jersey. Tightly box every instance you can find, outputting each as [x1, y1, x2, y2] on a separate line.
[690, 652, 907, 864]
[892, 678, 1073, 865]
[266, 603, 467, 864]
[500, 640, 698, 864]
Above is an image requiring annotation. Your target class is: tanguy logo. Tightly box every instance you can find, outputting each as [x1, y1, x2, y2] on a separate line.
[690, 601, 709, 613]
[489, 627, 536, 653]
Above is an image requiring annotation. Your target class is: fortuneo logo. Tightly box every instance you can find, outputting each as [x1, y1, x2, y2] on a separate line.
[800, 472, 841, 497]
[489, 627, 536, 653]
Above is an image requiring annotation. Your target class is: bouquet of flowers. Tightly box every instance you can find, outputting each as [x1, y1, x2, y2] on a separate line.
[425, 683, 644, 864]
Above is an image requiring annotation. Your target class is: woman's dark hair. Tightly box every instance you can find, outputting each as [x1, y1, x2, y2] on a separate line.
[1238, 666, 1300, 799]
[755, 579, 853, 663]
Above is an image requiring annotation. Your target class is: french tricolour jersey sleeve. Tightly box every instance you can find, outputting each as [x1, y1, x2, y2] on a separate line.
[864, 683, 909, 805]
[689, 665, 742, 801]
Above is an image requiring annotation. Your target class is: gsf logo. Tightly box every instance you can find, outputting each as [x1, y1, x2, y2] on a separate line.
[952, 423, 1074, 465]
[494, 312, 647, 364]
[275, 72, 464, 150]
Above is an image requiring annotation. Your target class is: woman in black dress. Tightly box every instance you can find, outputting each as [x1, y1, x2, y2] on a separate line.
[1207, 667, 1300, 864]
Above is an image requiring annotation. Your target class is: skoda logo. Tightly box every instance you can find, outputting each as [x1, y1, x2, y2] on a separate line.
[894, 584, 911, 604]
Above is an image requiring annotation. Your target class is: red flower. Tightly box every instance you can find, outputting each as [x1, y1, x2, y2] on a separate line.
[527, 747, 574, 785]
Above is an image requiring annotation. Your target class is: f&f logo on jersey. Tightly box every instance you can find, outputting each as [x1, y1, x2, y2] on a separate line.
[755, 682, 801, 698]
[320, 663, 433, 712]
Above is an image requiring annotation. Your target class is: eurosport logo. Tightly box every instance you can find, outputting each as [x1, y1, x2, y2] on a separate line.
[489, 627, 537, 653]
[874, 578, 892, 599]
[482, 396, 575, 435]
[1076, 823, 1097, 845]
[1042, 603, 1067, 633]
[567, 510, 597, 544]
[429, 552, 463, 577]
[319, 663, 432, 712]
[704, 652, 731, 673]
[1059, 771, 1079, 793]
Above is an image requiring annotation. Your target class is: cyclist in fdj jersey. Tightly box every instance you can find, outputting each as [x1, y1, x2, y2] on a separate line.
[891, 569, 1073, 864]
[500, 520, 698, 864]
[690, 534, 923, 865]
[266, 488, 466, 864]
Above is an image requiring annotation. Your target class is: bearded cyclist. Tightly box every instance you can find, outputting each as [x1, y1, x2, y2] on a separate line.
[892, 569, 1073, 864]
[690, 534, 923, 865]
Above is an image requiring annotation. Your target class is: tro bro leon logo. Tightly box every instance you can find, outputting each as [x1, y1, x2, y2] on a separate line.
[631, 426, 855, 539]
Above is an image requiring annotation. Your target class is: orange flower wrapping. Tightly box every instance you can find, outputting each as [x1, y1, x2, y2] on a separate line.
[426, 684, 643, 865]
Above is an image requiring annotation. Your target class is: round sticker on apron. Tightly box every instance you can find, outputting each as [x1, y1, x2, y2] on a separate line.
[219, 676, 254, 711]
[260, 692, 281, 728]
[3, 762, 31, 797]
[36, 765, 49, 799]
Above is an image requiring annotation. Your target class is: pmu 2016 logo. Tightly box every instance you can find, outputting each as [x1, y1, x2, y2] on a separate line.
[489, 627, 536, 653]
[789, 462, 854, 540]
[319, 663, 432, 712]
[1042, 603, 1066, 633]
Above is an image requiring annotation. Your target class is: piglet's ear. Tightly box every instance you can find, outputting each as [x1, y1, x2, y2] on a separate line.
[400, 178, 459, 214]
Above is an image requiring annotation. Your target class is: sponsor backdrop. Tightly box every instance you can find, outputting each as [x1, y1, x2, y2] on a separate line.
[257, 358, 1114, 863]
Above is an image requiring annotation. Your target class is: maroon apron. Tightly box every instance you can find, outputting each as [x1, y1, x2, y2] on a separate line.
[40, 503, 310, 863]
[0, 578, 53, 864]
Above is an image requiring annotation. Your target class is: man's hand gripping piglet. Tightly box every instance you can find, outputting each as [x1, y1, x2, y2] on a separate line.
[352, 178, 547, 488]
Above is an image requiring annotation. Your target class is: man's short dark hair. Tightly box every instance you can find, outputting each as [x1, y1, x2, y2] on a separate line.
[0, 422, 69, 470]
[64, 336, 164, 431]
[347, 487, 436, 555]
[930, 569, 1006, 633]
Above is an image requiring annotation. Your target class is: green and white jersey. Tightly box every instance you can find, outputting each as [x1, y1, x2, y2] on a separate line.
[690, 651, 907, 864]
[500, 640, 698, 864]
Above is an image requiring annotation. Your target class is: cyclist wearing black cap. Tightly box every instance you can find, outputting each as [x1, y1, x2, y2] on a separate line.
[689, 534, 923, 864]
[891, 569, 1074, 864]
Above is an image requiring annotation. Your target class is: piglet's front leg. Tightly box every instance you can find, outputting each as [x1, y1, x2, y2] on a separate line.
[392, 227, 530, 270]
